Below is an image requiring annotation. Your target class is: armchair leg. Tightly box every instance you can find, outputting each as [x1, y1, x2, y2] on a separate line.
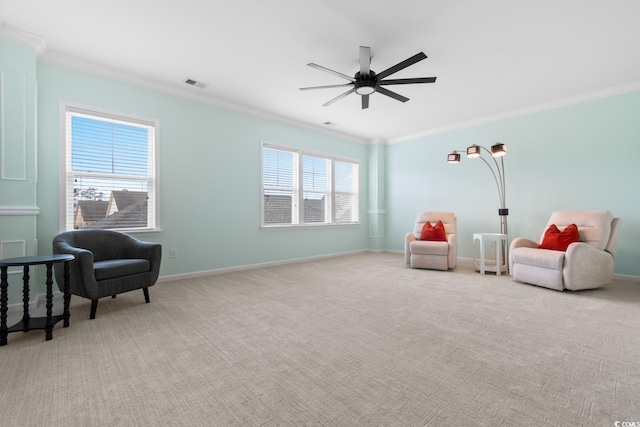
[143, 287, 150, 304]
[90, 300, 98, 319]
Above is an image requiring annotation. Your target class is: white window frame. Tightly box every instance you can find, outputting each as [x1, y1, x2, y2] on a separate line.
[59, 102, 160, 232]
[261, 142, 360, 228]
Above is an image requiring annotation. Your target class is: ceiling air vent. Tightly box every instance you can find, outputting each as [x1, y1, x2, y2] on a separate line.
[184, 78, 207, 89]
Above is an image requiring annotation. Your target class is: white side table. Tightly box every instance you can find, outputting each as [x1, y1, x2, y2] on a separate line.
[473, 233, 508, 275]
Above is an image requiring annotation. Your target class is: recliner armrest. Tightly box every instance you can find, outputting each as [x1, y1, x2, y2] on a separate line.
[563, 242, 615, 290]
[509, 237, 539, 275]
[510, 237, 539, 251]
[447, 233, 457, 268]
[405, 233, 417, 264]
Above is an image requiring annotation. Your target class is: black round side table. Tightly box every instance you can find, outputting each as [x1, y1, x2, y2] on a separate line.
[0, 254, 75, 346]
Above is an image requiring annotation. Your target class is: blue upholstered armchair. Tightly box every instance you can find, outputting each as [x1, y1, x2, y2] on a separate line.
[53, 229, 162, 319]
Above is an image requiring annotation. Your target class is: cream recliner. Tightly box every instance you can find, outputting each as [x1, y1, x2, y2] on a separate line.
[510, 210, 621, 291]
[405, 212, 457, 270]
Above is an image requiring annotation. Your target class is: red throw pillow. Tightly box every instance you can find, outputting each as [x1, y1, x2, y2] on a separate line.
[539, 223, 580, 251]
[420, 220, 447, 241]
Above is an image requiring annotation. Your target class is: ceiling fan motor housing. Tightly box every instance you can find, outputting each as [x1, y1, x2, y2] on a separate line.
[354, 71, 377, 95]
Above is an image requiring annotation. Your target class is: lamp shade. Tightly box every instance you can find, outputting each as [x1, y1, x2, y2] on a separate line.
[491, 142, 507, 157]
[466, 145, 481, 158]
[447, 152, 460, 163]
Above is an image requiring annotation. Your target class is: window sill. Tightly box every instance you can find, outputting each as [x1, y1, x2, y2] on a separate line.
[123, 228, 162, 234]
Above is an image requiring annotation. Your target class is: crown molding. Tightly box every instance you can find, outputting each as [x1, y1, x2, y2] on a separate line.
[39, 50, 369, 145]
[389, 81, 640, 144]
[0, 23, 47, 57]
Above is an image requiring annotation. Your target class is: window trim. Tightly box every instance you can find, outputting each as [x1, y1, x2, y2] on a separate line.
[261, 141, 360, 228]
[59, 101, 161, 233]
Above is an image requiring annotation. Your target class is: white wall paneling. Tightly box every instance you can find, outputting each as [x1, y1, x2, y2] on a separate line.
[0, 69, 27, 180]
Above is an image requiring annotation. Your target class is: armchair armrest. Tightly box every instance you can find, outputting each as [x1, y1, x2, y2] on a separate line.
[140, 241, 162, 281]
[126, 239, 160, 260]
[564, 242, 615, 290]
[121, 238, 162, 282]
[53, 240, 99, 299]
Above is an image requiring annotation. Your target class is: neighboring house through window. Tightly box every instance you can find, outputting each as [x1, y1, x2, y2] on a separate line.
[62, 104, 159, 231]
[262, 142, 359, 227]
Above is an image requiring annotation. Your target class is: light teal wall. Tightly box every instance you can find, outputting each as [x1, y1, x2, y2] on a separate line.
[385, 90, 640, 276]
[35, 62, 370, 281]
[0, 40, 38, 303]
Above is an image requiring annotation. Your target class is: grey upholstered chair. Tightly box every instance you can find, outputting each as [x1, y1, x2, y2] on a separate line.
[53, 229, 162, 319]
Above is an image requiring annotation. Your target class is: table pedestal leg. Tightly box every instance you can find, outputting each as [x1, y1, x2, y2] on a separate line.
[63, 261, 71, 327]
[45, 263, 54, 341]
[22, 265, 30, 329]
[1, 267, 8, 346]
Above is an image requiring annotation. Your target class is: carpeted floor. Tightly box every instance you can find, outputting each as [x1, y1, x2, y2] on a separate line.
[1, 252, 639, 426]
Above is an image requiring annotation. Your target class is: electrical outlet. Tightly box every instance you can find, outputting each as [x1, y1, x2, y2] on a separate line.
[170, 248, 178, 258]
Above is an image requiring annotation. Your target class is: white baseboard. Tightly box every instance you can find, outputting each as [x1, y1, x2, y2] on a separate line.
[157, 249, 370, 282]
[613, 273, 640, 284]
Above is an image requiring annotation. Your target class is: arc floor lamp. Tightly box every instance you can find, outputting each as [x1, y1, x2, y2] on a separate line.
[447, 142, 508, 235]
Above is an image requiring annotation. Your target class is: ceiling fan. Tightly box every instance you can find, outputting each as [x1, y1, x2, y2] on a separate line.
[300, 46, 437, 109]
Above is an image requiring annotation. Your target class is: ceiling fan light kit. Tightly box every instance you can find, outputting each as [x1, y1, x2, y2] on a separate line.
[300, 46, 437, 110]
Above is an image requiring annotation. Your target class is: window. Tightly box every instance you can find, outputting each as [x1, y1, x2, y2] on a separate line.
[262, 143, 359, 226]
[62, 105, 158, 231]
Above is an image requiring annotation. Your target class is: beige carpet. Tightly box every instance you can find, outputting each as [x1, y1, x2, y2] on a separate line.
[1, 252, 639, 426]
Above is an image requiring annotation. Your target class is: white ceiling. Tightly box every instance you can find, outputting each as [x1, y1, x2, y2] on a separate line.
[2, 0, 640, 142]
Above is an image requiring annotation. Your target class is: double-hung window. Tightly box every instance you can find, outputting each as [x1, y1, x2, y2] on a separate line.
[62, 104, 159, 232]
[262, 143, 359, 226]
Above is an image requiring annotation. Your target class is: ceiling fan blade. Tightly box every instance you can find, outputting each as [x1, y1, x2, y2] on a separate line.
[300, 83, 354, 91]
[377, 86, 409, 103]
[376, 52, 427, 80]
[380, 77, 437, 85]
[307, 63, 355, 82]
[323, 87, 356, 106]
[362, 94, 369, 109]
[359, 46, 371, 76]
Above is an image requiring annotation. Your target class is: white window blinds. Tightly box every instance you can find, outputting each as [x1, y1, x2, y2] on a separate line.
[263, 146, 299, 225]
[63, 106, 158, 231]
[303, 155, 330, 223]
[262, 143, 359, 227]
